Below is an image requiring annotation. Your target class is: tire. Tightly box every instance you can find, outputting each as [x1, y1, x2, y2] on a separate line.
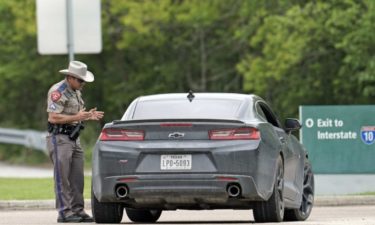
[253, 156, 284, 223]
[125, 208, 162, 223]
[284, 161, 314, 221]
[91, 188, 123, 223]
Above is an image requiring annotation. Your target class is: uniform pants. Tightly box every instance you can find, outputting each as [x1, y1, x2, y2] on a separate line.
[47, 134, 85, 218]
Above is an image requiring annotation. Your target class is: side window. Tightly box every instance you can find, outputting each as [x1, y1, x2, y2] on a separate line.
[255, 103, 267, 121]
[121, 99, 139, 120]
[258, 103, 281, 128]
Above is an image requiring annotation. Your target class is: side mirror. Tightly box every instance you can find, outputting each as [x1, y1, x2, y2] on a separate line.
[285, 118, 302, 133]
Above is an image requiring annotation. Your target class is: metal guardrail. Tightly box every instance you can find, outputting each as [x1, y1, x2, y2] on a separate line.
[0, 128, 47, 153]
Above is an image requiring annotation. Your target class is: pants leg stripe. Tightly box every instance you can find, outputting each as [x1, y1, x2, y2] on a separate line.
[52, 134, 65, 218]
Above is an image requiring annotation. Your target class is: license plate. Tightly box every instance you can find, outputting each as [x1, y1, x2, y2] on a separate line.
[160, 154, 192, 170]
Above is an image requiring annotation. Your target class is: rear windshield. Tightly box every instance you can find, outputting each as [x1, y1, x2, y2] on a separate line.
[131, 99, 242, 120]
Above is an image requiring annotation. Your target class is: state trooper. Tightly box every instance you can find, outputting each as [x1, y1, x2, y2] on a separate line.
[46, 61, 104, 223]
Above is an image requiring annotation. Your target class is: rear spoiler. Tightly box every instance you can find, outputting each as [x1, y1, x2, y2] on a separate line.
[112, 118, 245, 125]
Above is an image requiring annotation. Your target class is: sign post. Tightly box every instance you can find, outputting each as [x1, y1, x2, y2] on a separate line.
[66, 0, 74, 61]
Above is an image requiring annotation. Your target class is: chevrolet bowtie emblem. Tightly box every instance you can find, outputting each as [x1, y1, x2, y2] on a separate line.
[168, 132, 185, 138]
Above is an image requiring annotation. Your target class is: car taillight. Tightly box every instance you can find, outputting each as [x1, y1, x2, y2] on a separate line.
[99, 128, 144, 141]
[209, 127, 260, 140]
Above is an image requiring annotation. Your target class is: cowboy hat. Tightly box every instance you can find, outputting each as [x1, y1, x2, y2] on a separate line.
[59, 61, 94, 82]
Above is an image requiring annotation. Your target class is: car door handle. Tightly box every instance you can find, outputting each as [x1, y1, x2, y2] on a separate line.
[279, 137, 286, 143]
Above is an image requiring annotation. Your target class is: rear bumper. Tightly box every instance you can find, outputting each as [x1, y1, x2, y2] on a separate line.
[92, 140, 279, 209]
[94, 173, 266, 209]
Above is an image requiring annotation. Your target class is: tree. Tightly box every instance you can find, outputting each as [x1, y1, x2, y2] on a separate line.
[0, 0, 372, 136]
[238, 0, 374, 119]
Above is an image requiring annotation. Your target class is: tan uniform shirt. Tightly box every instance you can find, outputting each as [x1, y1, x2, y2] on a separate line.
[46, 79, 85, 124]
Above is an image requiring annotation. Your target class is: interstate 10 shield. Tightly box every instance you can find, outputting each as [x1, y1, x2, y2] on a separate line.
[361, 126, 375, 145]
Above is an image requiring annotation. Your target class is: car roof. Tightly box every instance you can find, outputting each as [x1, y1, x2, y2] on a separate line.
[136, 93, 262, 102]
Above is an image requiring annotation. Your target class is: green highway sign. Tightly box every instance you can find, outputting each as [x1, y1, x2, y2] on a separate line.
[299, 105, 375, 174]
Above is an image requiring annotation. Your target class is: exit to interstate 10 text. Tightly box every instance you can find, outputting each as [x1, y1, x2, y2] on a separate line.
[304, 118, 357, 140]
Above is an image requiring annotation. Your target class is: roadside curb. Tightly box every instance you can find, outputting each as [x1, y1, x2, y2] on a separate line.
[314, 195, 375, 207]
[1, 196, 375, 211]
[0, 199, 91, 211]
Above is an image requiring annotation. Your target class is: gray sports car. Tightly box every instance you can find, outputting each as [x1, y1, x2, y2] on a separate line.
[91, 93, 314, 223]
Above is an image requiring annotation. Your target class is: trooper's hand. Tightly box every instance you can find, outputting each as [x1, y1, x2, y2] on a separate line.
[88, 107, 104, 120]
[77, 109, 92, 121]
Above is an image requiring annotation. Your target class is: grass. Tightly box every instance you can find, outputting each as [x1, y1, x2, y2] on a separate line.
[0, 177, 92, 200]
[358, 192, 375, 195]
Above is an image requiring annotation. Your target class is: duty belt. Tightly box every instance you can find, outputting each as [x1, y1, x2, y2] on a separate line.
[48, 122, 84, 140]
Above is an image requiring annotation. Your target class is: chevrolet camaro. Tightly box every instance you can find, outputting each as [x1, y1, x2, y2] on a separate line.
[91, 93, 314, 223]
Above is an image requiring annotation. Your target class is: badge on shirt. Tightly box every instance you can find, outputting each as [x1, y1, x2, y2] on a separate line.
[49, 103, 57, 110]
[51, 91, 62, 102]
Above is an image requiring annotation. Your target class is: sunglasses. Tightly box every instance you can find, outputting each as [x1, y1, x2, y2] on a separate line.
[75, 77, 85, 83]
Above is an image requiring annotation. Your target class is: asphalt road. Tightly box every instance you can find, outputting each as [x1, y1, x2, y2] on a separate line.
[1, 206, 375, 225]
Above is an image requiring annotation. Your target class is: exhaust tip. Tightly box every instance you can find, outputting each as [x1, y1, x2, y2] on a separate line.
[227, 184, 241, 198]
[115, 185, 129, 199]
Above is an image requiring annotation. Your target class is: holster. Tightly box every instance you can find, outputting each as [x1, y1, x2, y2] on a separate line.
[68, 123, 85, 141]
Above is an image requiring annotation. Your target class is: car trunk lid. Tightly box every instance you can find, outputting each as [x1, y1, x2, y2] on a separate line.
[101, 119, 259, 141]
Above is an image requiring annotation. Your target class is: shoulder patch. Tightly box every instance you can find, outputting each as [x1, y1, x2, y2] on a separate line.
[49, 103, 57, 110]
[50, 82, 67, 102]
[51, 91, 62, 102]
